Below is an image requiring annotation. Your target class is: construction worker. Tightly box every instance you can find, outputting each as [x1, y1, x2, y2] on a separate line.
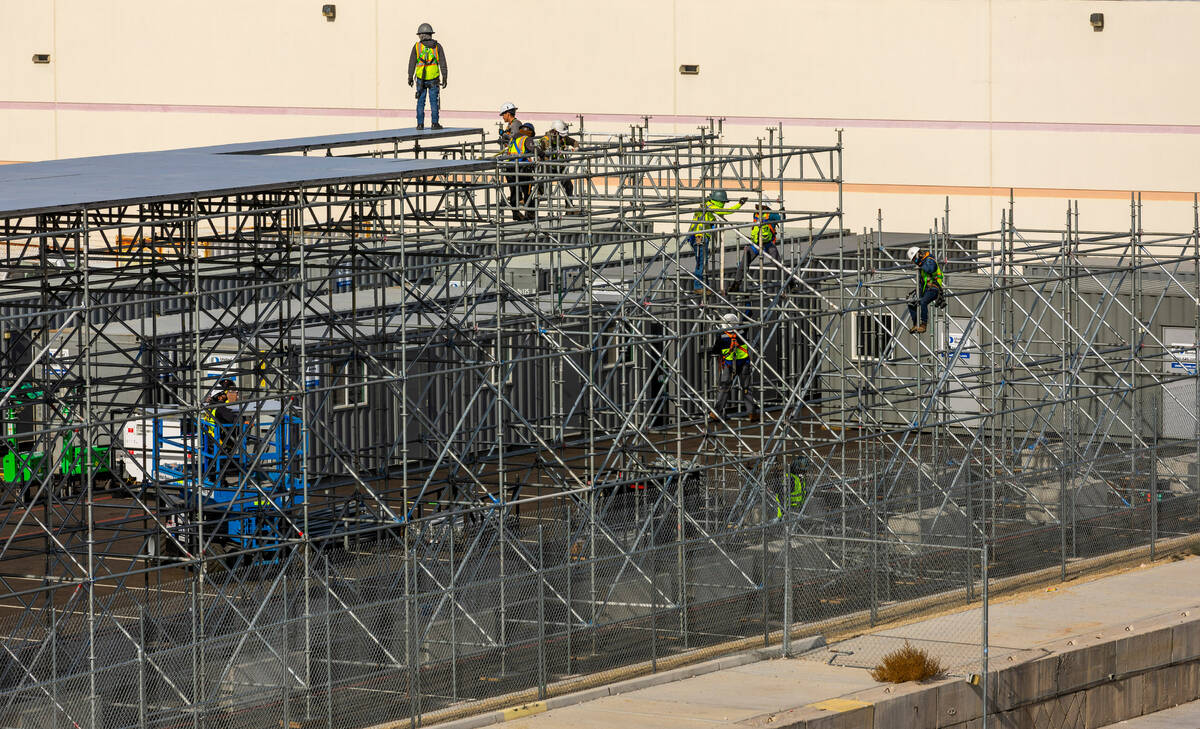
[407, 23, 448, 131]
[501, 123, 537, 221]
[905, 246, 944, 334]
[775, 456, 808, 519]
[685, 191, 746, 291]
[729, 204, 783, 293]
[497, 102, 522, 148]
[537, 120, 580, 210]
[708, 313, 757, 422]
[202, 379, 244, 481]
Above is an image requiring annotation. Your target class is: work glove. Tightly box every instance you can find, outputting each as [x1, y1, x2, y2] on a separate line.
[441, 79, 447, 88]
[408, 77, 414, 87]
[738, 197, 748, 205]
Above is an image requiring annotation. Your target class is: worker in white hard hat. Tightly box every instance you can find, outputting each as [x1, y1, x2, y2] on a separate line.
[706, 312, 757, 423]
[498, 103, 523, 148]
[685, 191, 747, 291]
[536, 120, 580, 210]
[905, 246, 944, 334]
[408, 23, 448, 130]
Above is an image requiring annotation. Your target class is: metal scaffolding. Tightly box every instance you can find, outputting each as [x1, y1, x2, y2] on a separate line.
[0, 121, 1194, 729]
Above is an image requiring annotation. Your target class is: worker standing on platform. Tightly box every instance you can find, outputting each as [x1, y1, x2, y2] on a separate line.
[537, 121, 580, 211]
[708, 313, 757, 423]
[498, 103, 522, 148]
[685, 191, 746, 291]
[501, 123, 537, 221]
[203, 378, 245, 481]
[407, 23, 448, 131]
[729, 204, 782, 293]
[905, 246, 945, 334]
[775, 456, 808, 519]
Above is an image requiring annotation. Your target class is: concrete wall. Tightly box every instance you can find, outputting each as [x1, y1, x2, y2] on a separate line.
[3, 0, 1200, 231]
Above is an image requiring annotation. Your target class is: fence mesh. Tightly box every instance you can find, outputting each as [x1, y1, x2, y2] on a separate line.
[1, 444, 1198, 729]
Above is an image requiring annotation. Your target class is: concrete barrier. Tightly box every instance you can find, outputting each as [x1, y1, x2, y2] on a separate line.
[739, 609, 1200, 728]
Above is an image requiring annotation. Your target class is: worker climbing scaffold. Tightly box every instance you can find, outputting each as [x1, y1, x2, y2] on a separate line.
[905, 246, 946, 334]
[775, 456, 808, 519]
[707, 312, 758, 423]
[728, 203, 783, 293]
[685, 190, 746, 291]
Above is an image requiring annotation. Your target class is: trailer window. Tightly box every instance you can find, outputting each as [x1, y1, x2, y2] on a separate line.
[853, 312, 894, 362]
[335, 361, 368, 408]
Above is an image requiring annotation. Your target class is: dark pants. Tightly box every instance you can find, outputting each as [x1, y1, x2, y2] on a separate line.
[543, 162, 573, 198]
[907, 288, 940, 326]
[504, 164, 535, 220]
[733, 242, 780, 287]
[715, 359, 755, 415]
[415, 79, 440, 126]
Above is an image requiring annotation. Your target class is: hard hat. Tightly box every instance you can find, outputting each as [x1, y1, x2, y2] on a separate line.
[551, 120, 569, 134]
[499, 102, 518, 116]
[416, 23, 434, 35]
[722, 313, 739, 325]
[217, 378, 237, 390]
[519, 122, 535, 134]
[710, 190, 729, 204]
[906, 246, 920, 262]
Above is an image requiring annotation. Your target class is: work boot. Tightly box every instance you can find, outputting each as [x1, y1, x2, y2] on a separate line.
[708, 412, 720, 423]
[431, 122, 444, 130]
[416, 124, 425, 130]
[747, 412, 760, 423]
[912, 324, 927, 334]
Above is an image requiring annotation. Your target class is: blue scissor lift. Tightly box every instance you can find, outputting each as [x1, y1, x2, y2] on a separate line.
[152, 402, 306, 565]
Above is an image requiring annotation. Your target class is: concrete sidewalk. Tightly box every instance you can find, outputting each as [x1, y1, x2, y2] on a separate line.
[1110, 699, 1200, 727]
[495, 555, 1200, 729]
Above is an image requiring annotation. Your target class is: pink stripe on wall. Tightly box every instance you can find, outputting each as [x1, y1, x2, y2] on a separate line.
[4, 100, 1200, 136]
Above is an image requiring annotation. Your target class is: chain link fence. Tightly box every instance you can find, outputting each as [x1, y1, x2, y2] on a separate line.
[1, 438, 1198, 729]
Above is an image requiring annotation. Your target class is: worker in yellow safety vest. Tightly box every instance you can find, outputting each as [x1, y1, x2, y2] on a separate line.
[729, 204, 784, 293]
[905, 246, 945, 334]
[537, 120, 581, 210]
[685, 191, 746, 291]
[707, 313, 757, 423]
[775, 456, 809, 519]
[499, 123, 538, 221]
[407, 23, 448, 130]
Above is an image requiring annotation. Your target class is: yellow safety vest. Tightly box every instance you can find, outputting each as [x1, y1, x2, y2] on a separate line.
[539, 134, 568, 160]
[750, 214, 777, 246]
[917, 252, 944, 290]
[689, 199, 742, 239]
[721, 330, 749, 362]
[776, 474, 806, 518]
[414, 42, 440, 81]
[505, 135, 533, 162]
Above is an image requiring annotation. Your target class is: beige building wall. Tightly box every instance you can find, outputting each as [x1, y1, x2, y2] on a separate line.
[2, 0, 1198, 233]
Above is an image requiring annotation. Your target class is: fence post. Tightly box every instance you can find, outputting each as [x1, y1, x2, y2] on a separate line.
[138, 606, 147, 729]
[981, 542, 989, 729]
[283, 573, 290, 729]
[565, 509, 573, 676]
[651, 513, 658, 673]
[782, 514, 792, 657]
[1151, 398, 1159, 560]
[407, 542, 419, 729]
[325, 556, 333, 729]
[537, 525, 547, 699]
[450, 523, 458, 703]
